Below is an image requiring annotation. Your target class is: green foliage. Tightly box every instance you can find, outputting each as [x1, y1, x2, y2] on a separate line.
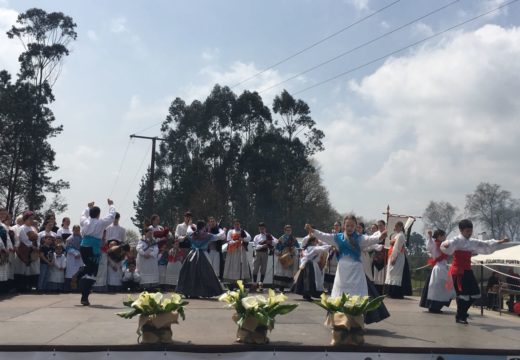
[219, 281, 298, 331]
[1, 8, 76, 215]
[313, 293, 385, 316]
[134, 85, 339, 234]
[116, 292, 189, 320]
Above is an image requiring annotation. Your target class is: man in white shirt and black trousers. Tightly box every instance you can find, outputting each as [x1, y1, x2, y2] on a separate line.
[76, 199, 116, 306]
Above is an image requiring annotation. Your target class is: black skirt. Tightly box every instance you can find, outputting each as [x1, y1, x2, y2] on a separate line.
[365, 277, 391, 324]
[176, 249, 224, 298]
[292, 262, 321, 298]
[402, 255, 413, 296]
[419, 269, 451, 310]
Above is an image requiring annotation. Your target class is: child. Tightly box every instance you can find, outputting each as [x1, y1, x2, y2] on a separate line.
[65, 225, 83, 292]
[440, 219, 508, 324]
[122, 259, 141, 292]
[293, 236, 331, 300]
[107, 241, 129, 292]
[165, 238, 186, 289]
[157, 242, 169, 291]
[38, 235, 55, 292]
[136, 227, 159, 290]
[47, 244, 66, 292]
[419, 229, 456, 313]
[57, 217, 72, 244]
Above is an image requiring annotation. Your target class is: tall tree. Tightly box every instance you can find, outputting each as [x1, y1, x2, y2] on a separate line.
[272, 89, 324, 155]
[465, 182, 511, 239]
[4, 8, 77, 212]
[422, 201, 461, 235]
[133, 86, 336, 235]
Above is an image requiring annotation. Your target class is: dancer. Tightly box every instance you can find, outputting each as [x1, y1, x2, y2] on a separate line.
[305, 216, 390, 324]
[252, 222, 276, 292]
[324, 222, 340, 293]
[385, 221, 412, 299]
[273, 225, 300, 291]
[223, 219, 251, 284]
[440, 219, 508, 324]
[419, 230, 456, 313]
[77, 199, 116, 306]
[176, 220, 225, 298]
[293, 236, 330, 300]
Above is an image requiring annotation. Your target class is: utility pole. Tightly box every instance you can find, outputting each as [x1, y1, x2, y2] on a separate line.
[129, 134, 166, 216]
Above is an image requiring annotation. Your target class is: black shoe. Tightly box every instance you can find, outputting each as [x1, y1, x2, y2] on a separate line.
[455, 318, 468, 324]
[81, 299, 90, 306]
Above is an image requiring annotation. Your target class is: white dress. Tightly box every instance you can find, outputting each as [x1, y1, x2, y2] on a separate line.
[107, 257, 123, 287]
[223, 229, 251, 281]
[426, 236, 455, 303]
[299, 244, 331, 291]
[48, 253, 66, 284]
[0, 222, 14, 282]
[313, 230, 381, 297]
[385, 232, 406, 286]
[136, 238, 159, 286]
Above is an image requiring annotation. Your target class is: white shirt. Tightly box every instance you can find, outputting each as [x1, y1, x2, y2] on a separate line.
[19, 225, 37, 248]
[440, 235, 500, 255]
[57, 227, 72, 241]
[175, 222, 193, 243]
[253, 233, 278, 250]
[105, 224, 126, 243]
[80, 206, 116, 239]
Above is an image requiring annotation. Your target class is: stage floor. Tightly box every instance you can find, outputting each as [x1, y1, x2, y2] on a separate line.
[0, 292, 519, 352]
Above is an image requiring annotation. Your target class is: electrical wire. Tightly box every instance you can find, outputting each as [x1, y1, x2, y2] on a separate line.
[292, 0, 519, 95]
[229, 0, 402, 89]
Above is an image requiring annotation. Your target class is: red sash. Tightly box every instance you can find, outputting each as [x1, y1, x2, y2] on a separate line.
[449, 250, 472, 291]
[427, 242, 448, 266]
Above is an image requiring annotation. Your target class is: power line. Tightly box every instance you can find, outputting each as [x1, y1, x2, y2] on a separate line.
[259, 0, 460, 94]
[229, 0, 402, 89]
[132, 120, 164, 136]
[292, 0, 519, 95]
[109, 138, 132, 197]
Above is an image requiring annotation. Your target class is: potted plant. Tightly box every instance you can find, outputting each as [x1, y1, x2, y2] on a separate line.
[313, 293, 385, 346]
[219, 280, 298, 344]
[117, 291, 188, 344]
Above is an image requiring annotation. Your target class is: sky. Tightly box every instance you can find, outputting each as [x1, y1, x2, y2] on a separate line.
[1, 0, 520, 233]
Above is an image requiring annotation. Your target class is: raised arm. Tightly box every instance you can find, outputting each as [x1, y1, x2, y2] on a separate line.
[360, 232, 385, 250]
[471, 238, 506, 255]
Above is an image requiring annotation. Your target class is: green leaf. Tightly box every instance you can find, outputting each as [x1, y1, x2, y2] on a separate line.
[364, 295, 385, 313]
[270, 304, 298, 316]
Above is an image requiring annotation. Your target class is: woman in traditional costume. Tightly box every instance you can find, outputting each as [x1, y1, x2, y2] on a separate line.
[293, 236, 330, 300]
[176, 220, 225, 298]
[273, 225, 300, 291]
[419, 229, 456, 313]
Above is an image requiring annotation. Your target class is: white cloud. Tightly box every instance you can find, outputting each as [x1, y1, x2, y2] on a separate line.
[411, 22, 434, 37]
[346, 0, 370, 11]
[123, 94, 172, 131]
[0, 6, 23, 75]
[56, 145, 103, 173]
[182, 61, 307, 104]
[380, 21, 390, 29]
[201, 47, 220, 61]
[87, 30, 98, 41]
[110, 17, 128, 34]
[317, 24, 520, 219]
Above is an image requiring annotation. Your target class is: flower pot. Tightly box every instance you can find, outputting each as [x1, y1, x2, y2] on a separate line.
[138, 311, 179, 344]
[232, 314, 270, 344]
[326, 313, 365, 346]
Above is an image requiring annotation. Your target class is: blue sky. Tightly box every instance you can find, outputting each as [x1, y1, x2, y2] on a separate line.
[1, 0, 520, 234]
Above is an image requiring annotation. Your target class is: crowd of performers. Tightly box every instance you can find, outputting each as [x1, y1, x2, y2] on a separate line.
[0, 200, 509, 325]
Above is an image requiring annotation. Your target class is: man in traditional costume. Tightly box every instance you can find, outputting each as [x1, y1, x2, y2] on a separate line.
[440, 219, 508, 324]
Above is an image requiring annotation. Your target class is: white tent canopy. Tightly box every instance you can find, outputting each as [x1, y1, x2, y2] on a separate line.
[472, 243, 520, 267]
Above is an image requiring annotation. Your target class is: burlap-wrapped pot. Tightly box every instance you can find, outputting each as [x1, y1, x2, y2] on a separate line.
[325, 312, 364, 346]
[138, 311, 179, 344]
[232, 313, 269, 344]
